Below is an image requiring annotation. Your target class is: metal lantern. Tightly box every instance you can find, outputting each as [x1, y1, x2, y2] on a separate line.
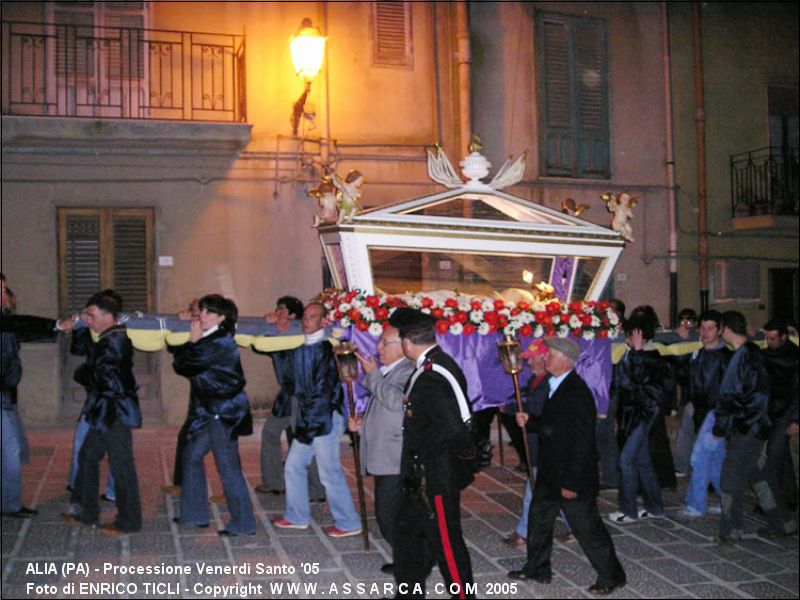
[497, 336, 523, 375]
[333, 342, 360, 382]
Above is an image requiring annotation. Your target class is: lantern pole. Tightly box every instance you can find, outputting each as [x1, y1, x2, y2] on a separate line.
[497, 337, 535, 486]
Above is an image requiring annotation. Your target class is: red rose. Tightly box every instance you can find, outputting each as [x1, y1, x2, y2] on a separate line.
[356, 320, 370, 331]
[375, 307, 389, 320]
[463, 323, 476, 336]
[598, 329, 609, 339]
[470, 299, 483, 310]
[520, 324, 533, 338]
[546, 301, 561, 316]
[517, 301, 531, 312]
[421, 297, 434, 309]
[510, 307, 521, 316]
[334, 310, 343, 320]
[498, 315, 509, 328]
[545, 329, 557, 337]
[348, 309, 361, 321]
[572, 328, 583, 337]
[455, 310, 468, 324]
[484, 311, 498, 324]
[445, 298, 459, 309]
[431, 307, 445, 319]
[436, 320, 450, 334]
[539, 314, 553, 327]
[493, 299, 505, 311]
[366, 295, 380, 308]
[580, 314, 593, 326]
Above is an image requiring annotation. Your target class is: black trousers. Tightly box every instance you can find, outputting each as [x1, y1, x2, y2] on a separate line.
[523, 490, 625, 588]
[374, 474, 403, 547]
[394, 487, 474, 599]
[72, 420, 141, 532]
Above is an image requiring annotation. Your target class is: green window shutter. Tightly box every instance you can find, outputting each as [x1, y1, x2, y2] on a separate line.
[538, 12, 609, 179]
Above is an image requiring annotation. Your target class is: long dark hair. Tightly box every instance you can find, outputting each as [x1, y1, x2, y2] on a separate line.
[199, 294, 238, 335]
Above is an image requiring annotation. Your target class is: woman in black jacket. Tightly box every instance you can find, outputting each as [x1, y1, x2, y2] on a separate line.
[609, 307, 671, 523]
[171, 294, 255, 536]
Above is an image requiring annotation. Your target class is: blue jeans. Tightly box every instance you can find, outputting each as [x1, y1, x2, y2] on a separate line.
[70, 416, 115, 499]
[685, 412, 725, 514]
[284, 411, 361, 530]
[1, 408, 29, 513]
[180, 418, 256, 534]
[618, 418, 663, 518]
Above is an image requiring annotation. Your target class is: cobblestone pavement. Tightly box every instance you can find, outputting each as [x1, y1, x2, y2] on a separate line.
[2, 422, 798, 599]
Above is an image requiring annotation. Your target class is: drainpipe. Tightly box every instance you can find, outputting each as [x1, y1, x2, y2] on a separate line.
[692, 2, 709, 313]
[662, 2, 678, 327]
[456, 0, 472, 154]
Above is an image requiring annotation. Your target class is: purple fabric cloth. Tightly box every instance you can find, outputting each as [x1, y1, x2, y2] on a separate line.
[344, 329, 612, 416]
[552, 257, 575, 302]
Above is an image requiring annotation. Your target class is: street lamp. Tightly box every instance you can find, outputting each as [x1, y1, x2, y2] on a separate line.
[290, 18, 326, 136]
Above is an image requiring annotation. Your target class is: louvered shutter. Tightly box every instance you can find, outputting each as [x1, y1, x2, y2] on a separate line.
[112, 213, 151, 312]
[575, 19, 609, 178]
[372, 1, 413, 68]
[54, 8, 95, 77]
[104, 10, 145, 79]
[538, 12, 609, 179]
[63, 213, 101, 313]
[539, 17, 573, 176]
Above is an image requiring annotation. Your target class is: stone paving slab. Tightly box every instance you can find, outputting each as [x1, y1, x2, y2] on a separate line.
[2, 423, 797, 599]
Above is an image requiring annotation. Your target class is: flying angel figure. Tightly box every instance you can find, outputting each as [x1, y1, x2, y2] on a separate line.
[603, 192, 639, 242]
[426, 144, 463, 188]
[561, 197, 591, 217]
[332, 170, 366, 224]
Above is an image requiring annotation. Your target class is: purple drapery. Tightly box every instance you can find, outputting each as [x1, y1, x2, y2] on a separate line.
[552, 256, 575, 302]
[343, 329, 612, 417]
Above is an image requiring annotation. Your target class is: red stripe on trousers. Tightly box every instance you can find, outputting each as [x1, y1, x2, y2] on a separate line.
[434, 494, 464, 599]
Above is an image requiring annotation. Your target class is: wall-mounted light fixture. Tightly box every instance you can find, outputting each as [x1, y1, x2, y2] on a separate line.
[290, 18, 326, 136]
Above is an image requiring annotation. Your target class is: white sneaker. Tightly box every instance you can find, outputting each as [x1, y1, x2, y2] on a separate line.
[608, 511, 637, 524]
[675, 507, 702, 519]
[706, 504, 722, 515]
[638, 509, 665, 519]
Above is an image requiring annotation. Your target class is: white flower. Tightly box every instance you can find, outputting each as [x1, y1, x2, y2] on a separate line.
[368, 322, 383, 337]
[608, 312, 619, 326]
[360, 307, 375, 321]
[591, 315, 601, 327]
[482, 299, 495, 312]
[450, 322, 464, 335]
[503, 324, 515, 337]
[583, 330, 596, 340]
[534, 325, 544, 338]
[338, 302, 352, 313]
[340, 317, 351, 328]
[420, 307, 431, 314]
[458, 300, 471, 312]
[478, 322, 490, 335]
[469, 310, 483, 323]
[558, 325, 570, 338]
[569, 314, 581, 328]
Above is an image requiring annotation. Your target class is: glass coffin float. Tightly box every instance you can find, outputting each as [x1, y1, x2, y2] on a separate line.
[318, 188, 624, 302]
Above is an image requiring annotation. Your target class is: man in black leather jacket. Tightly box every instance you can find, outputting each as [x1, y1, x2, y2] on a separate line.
[713, 311, 794, 542]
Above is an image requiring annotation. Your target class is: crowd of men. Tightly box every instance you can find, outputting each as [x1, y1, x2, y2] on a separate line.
[2, 274, 798, 598]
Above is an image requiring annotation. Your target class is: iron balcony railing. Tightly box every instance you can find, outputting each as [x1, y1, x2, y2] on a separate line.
[730, 146, 799, 217]
[2, 20, 246, 122]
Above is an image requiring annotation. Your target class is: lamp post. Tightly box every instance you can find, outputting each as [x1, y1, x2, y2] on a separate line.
[497, 336, 535, 485]
[289, 18, 326, 136]
[333, 342, 370, 552]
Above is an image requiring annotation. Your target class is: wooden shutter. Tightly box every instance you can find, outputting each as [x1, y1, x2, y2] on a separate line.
[112, 211, 152, 312]
[538, 12, 609, 179]
[372, 1, 413, 68]
[61, 211, 101, 314]
[54, 9, 95, 77]
[59, 208, 153, 314]
[104, 11, 145, 79]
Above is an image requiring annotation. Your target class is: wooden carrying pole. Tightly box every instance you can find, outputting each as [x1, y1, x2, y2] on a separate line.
[510, 371, 535, 486]
[345, 379, 370, 552]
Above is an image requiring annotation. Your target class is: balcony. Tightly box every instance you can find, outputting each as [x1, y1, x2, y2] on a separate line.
[730, 147, 799, 223]
[1, 20, 246, 123]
